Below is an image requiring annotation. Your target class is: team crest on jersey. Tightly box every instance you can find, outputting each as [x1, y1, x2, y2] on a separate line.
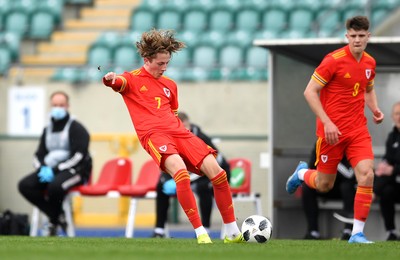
[163, 88, 171, 97]
[159, 145, 167, 152]
[365, 69, 372, 79]
[321, 155, 328, 163]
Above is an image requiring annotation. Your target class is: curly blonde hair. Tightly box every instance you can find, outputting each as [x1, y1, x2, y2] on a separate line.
[136, 29, 185, 59]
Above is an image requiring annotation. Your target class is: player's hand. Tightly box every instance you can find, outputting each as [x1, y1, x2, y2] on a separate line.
[375, 161, 393, 176]
[324, 121, 341, 145]
[104, 72, 117, 84]
[373, 109, 384, 124]
[162, 179, 176, 195]
[37, 166, 55, 183]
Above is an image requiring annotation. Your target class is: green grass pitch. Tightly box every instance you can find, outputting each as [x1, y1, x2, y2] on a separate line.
[1, 236, 399, 260]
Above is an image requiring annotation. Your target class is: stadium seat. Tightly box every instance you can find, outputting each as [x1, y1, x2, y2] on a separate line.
[28, 10, 56, 40]
[87, 43, 113, 68]
[182, 7, 208, 33]
[156, 8, 182, 31]
[192, 44, 218, 68]
[219, 44, 244, 69]
[227, 30, 254, 48]
[341, 8, 366, 22]
[130, 6, 156, 32]
[118, 159, 160, 238]
[372, 0, 400, 9]
[288, 8, 314, 33]
[79, 157, 132, 196]
[177, 30, 200, 48]
[371, 8, 389, 29]
[0, 45, 12, 75]
[235, 7, 261, 32]
[0, 32, 21, 61]
[198, 30, 226, 49]
[261, 8, 287, 33]
[50, 67, 85, 84]
[316, 9, 341, 37]
[208, 7, 234, 32]
[12, 0, 36, 14]
[221, 158, 262, 238]
[38, 0, 64, 26]
[113, 44, 141, 70]
[4, 9, 30, 37]
[169, 47, 191, 68]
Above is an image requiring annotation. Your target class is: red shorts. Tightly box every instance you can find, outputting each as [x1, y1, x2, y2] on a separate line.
[143, 132, 216, 174]
[316, 127, 374, 174]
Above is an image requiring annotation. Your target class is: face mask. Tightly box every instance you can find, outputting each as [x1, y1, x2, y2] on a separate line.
[50, 107, 67, 120]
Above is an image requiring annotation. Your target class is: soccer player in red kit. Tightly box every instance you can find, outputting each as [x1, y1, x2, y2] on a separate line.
[286, 16, 384, 243]
[102, 29, 244, 244]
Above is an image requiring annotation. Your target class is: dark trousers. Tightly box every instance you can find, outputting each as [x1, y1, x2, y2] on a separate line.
[18, 169, 85, 225]
[155, 173, 214, 229]
[375, 176, 400, 231]
[302, 177, 356, 232]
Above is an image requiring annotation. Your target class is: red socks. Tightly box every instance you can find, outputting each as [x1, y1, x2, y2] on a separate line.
[354, 186, 373, 222]
[303, 169, 317, 189]
[173, 169, 202, 229]
[211, 171, 236, 223]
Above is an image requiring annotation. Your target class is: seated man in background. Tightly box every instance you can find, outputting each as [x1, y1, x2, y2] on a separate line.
[302, 143, 356, 240]
[152, 112, 231, 238]
[374, 101, 400, 241]
[18, 91, 92, 236]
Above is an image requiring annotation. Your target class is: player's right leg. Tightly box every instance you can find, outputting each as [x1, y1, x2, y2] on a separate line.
[286, 161, 308, 194]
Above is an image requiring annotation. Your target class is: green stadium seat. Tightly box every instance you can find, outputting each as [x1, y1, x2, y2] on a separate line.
[341, 8, 366, 22]
[38, 0, 64, 26]
[280, 29, 309, 39]
[295, 0, 322, 11]
[254, 29, 281, 40]
[0, 45, 12, 75]
[130, 6, 156, 32]
[95, 31, 122, 49]
[156, 8, 181, 31]
[182, 7, 208, 33]
[208, 7, 234, 32]
[4, 9, 30, 37]
[342, 0, 370, 9]
[66, 0, 93, 5]
[29, 10, 56, 40]
[199, 30, 226, 49]
[1, 32, 21, 60]
[242, 0, 269, 10]
[372, 0, 400, 9]
[169, 47, 191, 68]
[245, 46, 269, 69]
[371, 8, 389, 29]
[288, 8, 314, 33]
[51, 67, 85, 84]
[319, 0, 343, 9]
[316, 9, 340, 37]
[269, 0, 296, 12]
[113, 44, 141, 70]
[87, 44, 113, 68]
[219, 44, 244, 69]
[192, 44, 218, 68]
[236, 7, 261, 32]
[177, 30, 200, 48]
[227, 30, 254, 49]
[261, 8, 287, 32]
[12, 0, 36, 14]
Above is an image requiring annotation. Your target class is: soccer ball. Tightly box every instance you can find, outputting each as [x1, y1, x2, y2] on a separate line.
[241, 215, 272, 243]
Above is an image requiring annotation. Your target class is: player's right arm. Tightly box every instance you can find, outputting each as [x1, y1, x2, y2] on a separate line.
[102, 72, 127, 92]
[304, 78, 341, 145]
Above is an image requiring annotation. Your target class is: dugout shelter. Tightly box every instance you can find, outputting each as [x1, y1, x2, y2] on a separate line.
[254, 37, 400, 240]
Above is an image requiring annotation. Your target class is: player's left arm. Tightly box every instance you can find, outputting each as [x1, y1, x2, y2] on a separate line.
[365, 85, 384, 124]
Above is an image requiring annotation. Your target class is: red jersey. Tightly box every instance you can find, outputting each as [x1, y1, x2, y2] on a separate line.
[311, 45, 376, 137]
[103, 67, 191, 144]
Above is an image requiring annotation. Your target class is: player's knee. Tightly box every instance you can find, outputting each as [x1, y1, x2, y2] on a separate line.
[316, 180, 334, 193]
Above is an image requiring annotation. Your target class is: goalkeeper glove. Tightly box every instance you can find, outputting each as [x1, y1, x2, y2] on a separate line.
[38, 166, 54, 183]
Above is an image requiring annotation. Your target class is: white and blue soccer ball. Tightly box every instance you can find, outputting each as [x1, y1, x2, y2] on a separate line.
[241, 215, 272, 243]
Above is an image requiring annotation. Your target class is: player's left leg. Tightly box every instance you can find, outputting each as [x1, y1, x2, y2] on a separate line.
[200, 155, 244, 243]
[348, 159, 374, 244]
